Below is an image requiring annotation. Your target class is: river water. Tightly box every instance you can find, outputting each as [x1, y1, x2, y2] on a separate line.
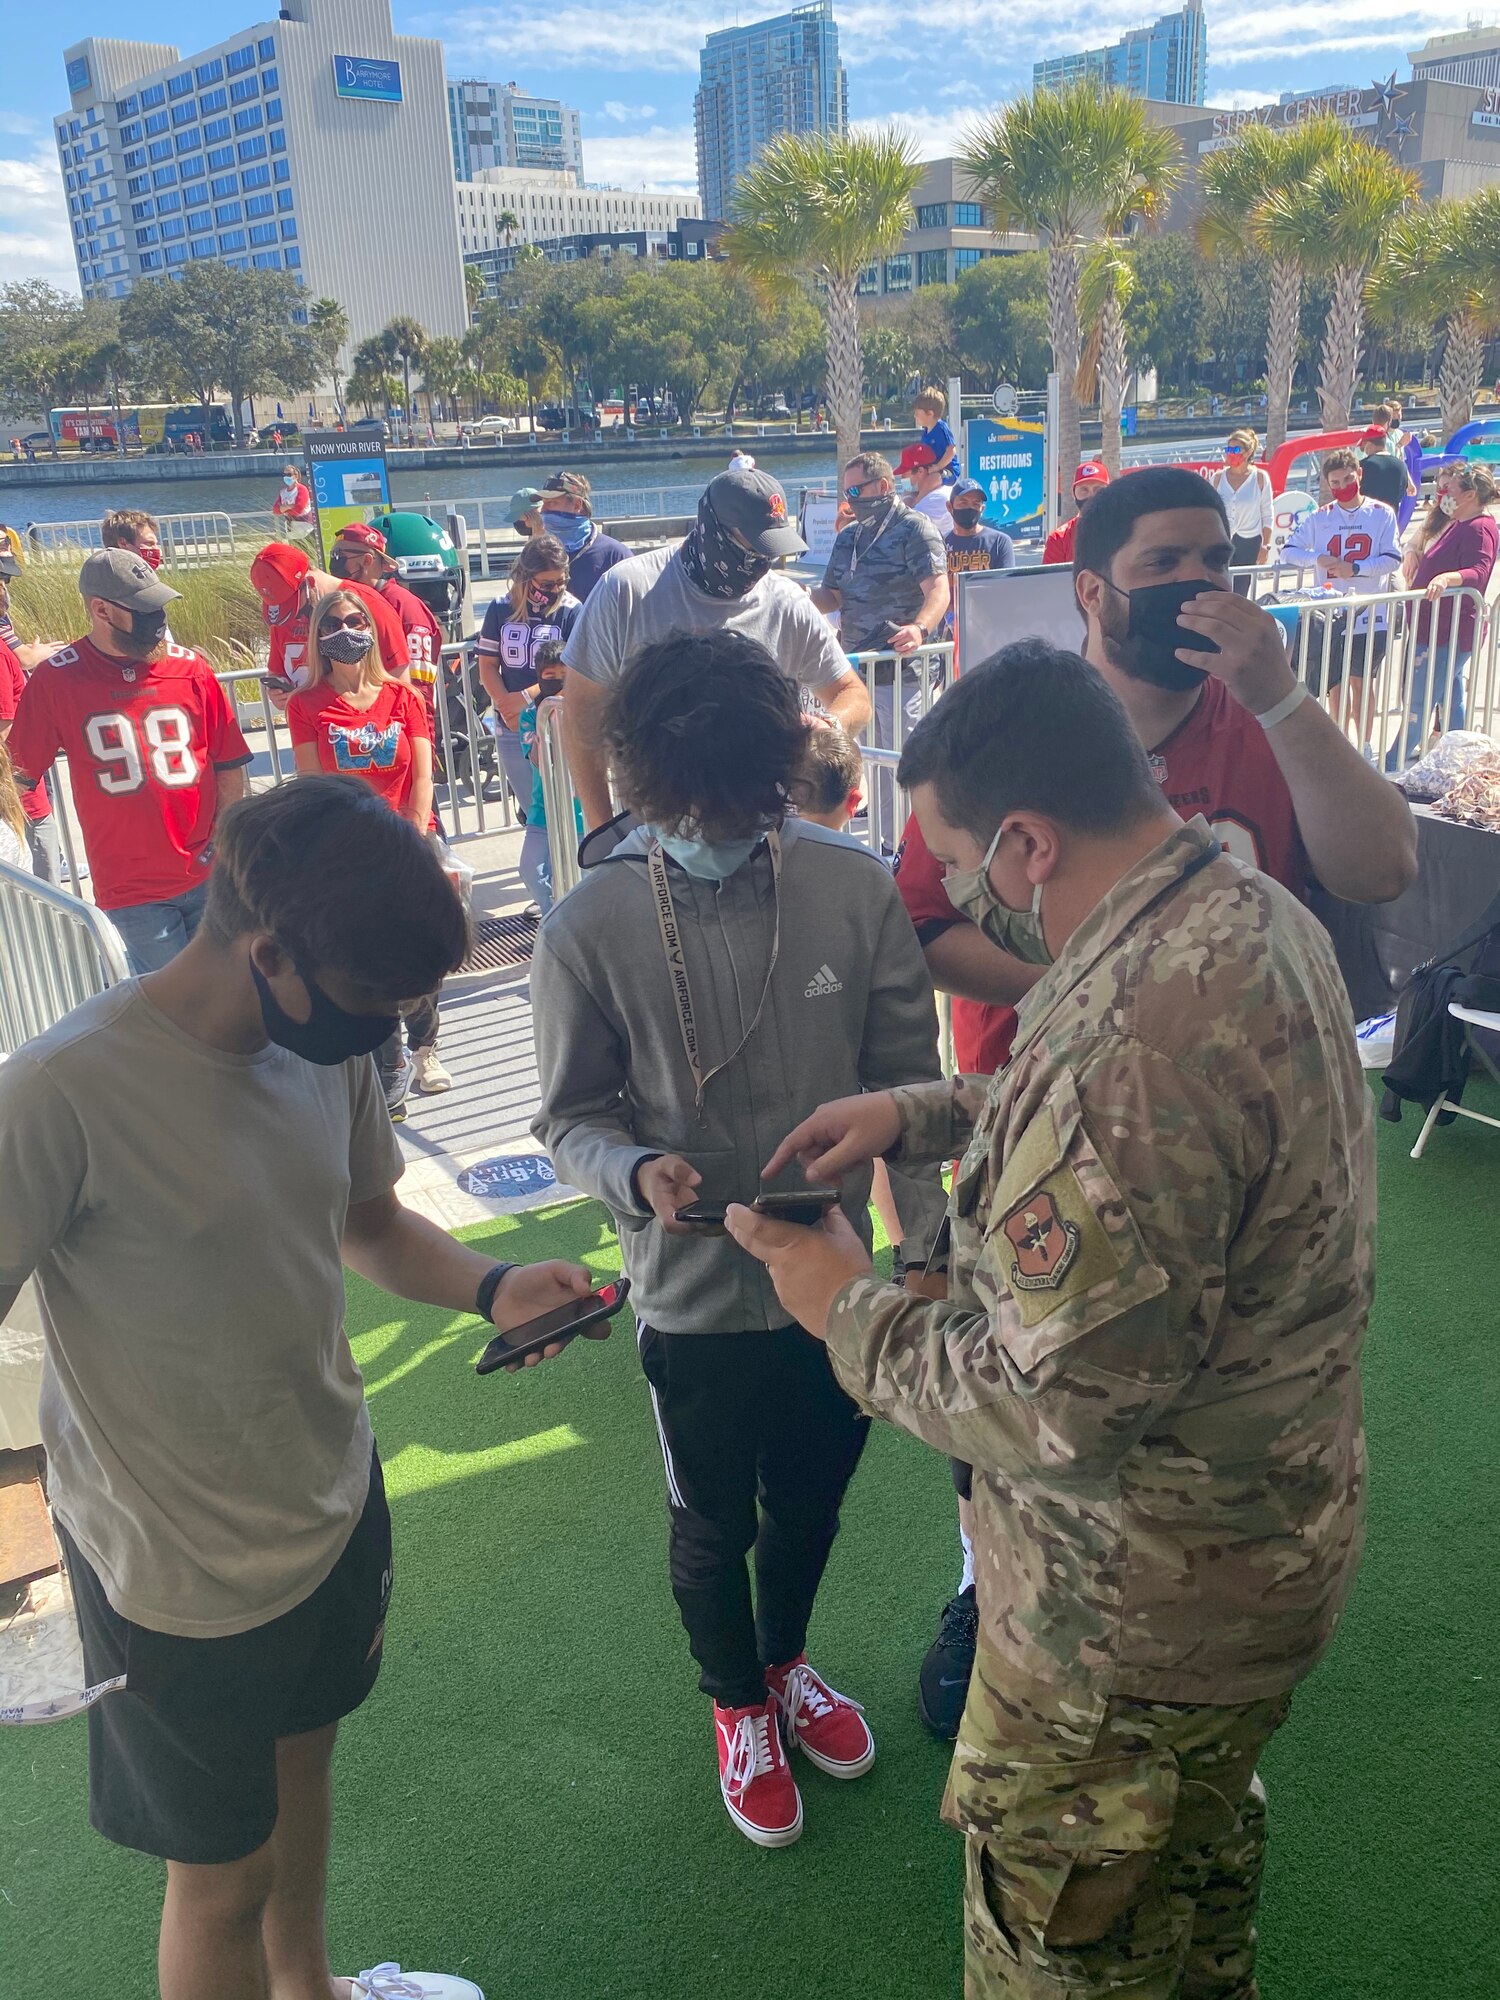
[0, 433, 1305, 531]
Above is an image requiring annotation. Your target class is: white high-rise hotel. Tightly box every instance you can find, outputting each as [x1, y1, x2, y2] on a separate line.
[56, 0, 466, 344]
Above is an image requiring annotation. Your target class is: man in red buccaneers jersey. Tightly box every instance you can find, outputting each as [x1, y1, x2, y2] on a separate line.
[8, 551, 252, 975]
[902, 464, 1418, 1745]
[250, 542, 409, 703]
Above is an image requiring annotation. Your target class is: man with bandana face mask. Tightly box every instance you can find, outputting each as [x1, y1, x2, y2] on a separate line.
[561, 469, 871, 832]
[6, 550, 253, 973]
[729, 639, 1377, 2000]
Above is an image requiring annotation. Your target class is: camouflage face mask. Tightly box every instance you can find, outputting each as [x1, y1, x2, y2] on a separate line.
[944, 823, 1053, 966]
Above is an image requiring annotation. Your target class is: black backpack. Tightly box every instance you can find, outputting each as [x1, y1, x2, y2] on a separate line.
[1380, 888, 1500, 1124]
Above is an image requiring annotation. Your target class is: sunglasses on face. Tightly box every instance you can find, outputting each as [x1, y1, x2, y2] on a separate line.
[1224, 444, 1248, 457]
[324, 613, 370, 631]
[843, 478, 880, 502]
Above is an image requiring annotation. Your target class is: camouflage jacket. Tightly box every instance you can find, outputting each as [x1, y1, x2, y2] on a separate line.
[825, 818, 1374, 1709]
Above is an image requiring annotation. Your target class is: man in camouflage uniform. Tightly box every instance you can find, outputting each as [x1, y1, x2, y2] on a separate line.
[728, 637, 1374, 1999]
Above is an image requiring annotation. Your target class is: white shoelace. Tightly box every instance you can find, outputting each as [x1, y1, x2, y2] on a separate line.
[721, 1708, 779, 1801]
[357, 1967, 434, 1999]
[777, 1663, 863, 1737]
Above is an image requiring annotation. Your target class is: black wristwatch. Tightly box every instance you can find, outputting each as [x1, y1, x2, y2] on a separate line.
[474, 1262, 516, 1323]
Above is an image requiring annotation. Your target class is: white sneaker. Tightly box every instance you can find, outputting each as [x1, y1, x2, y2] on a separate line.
[412, 1047, 453, 1094]
[349, 1965, 484, 2000]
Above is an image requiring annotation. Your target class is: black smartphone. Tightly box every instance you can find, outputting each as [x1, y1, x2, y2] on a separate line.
[475, 1278, 631, 1375]
[752, 1188, 841, 1225]
[673, 1200, 729, 1231]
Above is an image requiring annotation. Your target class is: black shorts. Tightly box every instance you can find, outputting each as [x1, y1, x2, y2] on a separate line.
[951, 1457, 972, 1501]
[1301, 611, 1386, 692]
[61, 1447, 392, 1864]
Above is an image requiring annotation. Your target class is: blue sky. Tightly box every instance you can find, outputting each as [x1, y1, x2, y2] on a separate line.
[0, 1, 1460, 290]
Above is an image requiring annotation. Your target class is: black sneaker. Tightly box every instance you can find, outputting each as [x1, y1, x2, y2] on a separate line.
[917, 1585, 977, 1740]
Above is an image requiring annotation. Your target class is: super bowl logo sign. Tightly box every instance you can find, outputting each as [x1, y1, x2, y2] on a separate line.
[332, 55, 403, 103]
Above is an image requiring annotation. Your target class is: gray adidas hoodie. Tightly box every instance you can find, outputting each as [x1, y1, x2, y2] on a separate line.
[530, 818, 946, 1335]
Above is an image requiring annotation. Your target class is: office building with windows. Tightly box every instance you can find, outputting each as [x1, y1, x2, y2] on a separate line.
[1033, 1, 1206, 106]
[448, 79, 584, 184]
[695, 1, 847, 221]
[466, 220, 720, 299]
[1410, 25, 1500, 91]
[455, 169, 702, 263]
[56, 0, 466, 347]
[857, 160, 1035, 303]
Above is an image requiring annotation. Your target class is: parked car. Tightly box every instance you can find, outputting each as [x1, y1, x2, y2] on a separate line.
[349, 416, 390, 439]
[467, 414, 516, 434]
[536, 404, 589, 432]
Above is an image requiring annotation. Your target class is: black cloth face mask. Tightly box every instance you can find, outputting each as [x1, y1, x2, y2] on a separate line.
[678, 492, 772, 600]
[949, 508, 984, 530]
[1103, 578, 1223, 692]
[251, 959, 398, 1065]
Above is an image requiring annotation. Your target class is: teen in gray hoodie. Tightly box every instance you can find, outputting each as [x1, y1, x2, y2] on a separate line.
[531, 629, 944, 1849]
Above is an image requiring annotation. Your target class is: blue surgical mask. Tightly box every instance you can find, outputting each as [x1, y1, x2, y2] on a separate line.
[653, 827, 762, 881]
[541, 510, 590, 554]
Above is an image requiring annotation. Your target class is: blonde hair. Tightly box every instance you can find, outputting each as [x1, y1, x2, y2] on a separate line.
[914, 385, 946, 418]
[1226, 428, 1259, 458]
[1446, 461, 1499, 508]
[0, 738, 26, 847]
[307, 589, 389, 686]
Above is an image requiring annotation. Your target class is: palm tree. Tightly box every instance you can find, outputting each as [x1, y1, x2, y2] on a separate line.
[463, 263, 486, 319]
[382, 316, 427, 439]
[421, 335, 465, 426]
[497, 208, 521, 249]
[1260, 138, 1420, 432]
[349, 336, 394, 421]
[1371, 190, 1500, 435]
[721, 126, 923, 471]
[963, 83, 1183, 518]
[1196, 116, 1350, 456]
[1077, 245, 1134, 476]
[307, 297, 349, 423]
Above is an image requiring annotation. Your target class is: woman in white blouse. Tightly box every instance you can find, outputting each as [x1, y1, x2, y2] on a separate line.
[0, 740, 31, 873]
[1214, 429, 1275, 586]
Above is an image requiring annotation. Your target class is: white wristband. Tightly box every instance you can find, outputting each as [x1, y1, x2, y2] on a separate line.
[1254, 683, 1310, 731]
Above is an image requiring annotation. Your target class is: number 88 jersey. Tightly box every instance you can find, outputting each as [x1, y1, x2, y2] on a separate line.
[7, 637, 252, 912]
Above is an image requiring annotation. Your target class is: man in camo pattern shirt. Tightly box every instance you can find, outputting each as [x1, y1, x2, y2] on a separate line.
[728, 639, 1373, 1999]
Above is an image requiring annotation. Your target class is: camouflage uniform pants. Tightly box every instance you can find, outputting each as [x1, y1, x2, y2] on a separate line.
[948, 1653, 1292, 1999]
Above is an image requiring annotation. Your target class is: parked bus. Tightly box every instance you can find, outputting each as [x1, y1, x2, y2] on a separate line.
[47, 403, 234, 453]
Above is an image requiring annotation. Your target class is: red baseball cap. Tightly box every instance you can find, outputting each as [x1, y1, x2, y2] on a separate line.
[1072, 462, 1110, 490]
[1359, 425, 1389, 444]
[335, 521, 389, 557]
[251, 541, 311, 625]
[896, 442, 938, 478]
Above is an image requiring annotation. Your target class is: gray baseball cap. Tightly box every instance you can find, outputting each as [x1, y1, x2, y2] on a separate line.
[704, 468, 806, 559]
[78, 547, 180, 611]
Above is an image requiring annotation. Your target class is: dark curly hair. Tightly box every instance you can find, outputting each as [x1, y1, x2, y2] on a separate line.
[601, 630, 806, 841]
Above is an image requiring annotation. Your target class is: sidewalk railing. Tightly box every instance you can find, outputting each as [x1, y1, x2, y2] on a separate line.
[0, 858, 129, 1054]
[24, 512, 258, 570]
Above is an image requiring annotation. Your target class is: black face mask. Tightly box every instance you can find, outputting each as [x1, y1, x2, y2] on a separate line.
[950, 508, 983, 531]
[328, 549, 355, 579]
[677, 492, 772, 600]
[113, 607, 169, 658]
[251, 959, 398, 1065]
[1102, 578, 1223, 693]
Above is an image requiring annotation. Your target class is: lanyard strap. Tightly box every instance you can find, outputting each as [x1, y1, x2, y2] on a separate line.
[647, 831, 781, 1111]
[1, 1673, 126, 1727]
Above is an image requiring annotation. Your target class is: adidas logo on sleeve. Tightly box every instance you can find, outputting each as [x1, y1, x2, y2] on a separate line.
[804, 963, 844, 998]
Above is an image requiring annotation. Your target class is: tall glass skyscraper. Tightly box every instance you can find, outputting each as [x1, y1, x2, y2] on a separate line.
[695, 1, 847, 221]
[1033, 1, 1207, 106]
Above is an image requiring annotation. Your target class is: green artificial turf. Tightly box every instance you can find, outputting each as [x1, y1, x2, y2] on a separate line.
[2, 1085, 1496, 1999]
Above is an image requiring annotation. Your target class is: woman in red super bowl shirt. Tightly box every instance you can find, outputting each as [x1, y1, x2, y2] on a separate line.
[288, 591, 450, 1106]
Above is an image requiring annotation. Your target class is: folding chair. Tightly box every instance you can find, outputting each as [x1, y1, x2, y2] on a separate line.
[1409, 1004, 1500, 1158]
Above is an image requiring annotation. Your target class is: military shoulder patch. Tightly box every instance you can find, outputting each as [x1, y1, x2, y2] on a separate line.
[1001, 1192, 1080, 1292]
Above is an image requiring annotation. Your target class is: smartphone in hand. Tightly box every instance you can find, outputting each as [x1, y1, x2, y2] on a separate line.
[475, 1279, 631, 1375]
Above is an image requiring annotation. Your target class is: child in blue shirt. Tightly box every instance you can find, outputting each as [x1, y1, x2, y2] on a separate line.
[914, 386, 958, 486]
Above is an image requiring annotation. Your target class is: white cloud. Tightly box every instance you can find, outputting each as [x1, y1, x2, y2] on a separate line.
[1205, 89, 1278, 111]
[0, 145, 78, 293]
[0, 114, 41, 138]
[433, 5, 708, 72]
[583, 123, 699, 193]
[601, 100, 657, 123]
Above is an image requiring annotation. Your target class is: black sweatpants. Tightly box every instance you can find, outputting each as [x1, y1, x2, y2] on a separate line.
[637, 1322, 870, 1710]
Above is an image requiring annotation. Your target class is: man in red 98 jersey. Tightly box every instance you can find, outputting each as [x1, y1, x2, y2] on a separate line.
[8, 551, 252, 974]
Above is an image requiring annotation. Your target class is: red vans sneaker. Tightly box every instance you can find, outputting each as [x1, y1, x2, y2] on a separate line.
[714, 1698, 803, 1847]
[766, 1656, 876, 1779]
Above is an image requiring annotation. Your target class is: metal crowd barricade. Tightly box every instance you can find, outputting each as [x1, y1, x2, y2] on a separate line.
[536, 697, 582, 903]
[1227, 567, 1493, 774]
[0, 858, 129, 1054]
[25, 513, 241, 570]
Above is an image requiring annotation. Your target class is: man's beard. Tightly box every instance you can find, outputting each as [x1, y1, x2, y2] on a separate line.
[1095, 588, 1209, 694]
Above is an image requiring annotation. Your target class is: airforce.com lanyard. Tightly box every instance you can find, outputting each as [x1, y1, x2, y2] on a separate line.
[647, 831, 782, 1112]
[2, 1673, 126, 1727]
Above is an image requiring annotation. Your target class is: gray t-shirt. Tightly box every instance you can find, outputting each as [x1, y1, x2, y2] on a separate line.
[0, 982, 401, 1637]
[820, 502, 946, 652]
[563, 543, 851, 693]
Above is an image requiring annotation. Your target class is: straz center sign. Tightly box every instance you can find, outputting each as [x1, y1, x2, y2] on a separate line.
[1207, 89, 1379, 147]
[1474, 90, 1500, 130]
